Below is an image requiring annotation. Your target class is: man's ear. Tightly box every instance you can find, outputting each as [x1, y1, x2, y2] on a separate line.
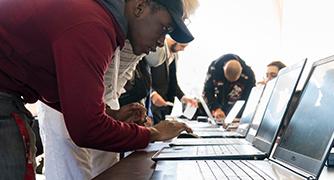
[134, 0, 148, 17]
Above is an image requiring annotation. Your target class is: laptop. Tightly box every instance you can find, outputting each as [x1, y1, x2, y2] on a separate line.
[177, 98, 245, 137]
[169, 78, 276, 146]
[192, 85, 264, 138]
[218, 100, 245, 125]
[152, 59, 306, 161]
[170, 96, 221, 131]
[190, 100, 245, 137]
[198, 96, 218, 125]
[151, 56, 334, 180]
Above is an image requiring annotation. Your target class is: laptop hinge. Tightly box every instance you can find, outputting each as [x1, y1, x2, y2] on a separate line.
[306, 176, 316, 180]
[268, 158, 313, 179]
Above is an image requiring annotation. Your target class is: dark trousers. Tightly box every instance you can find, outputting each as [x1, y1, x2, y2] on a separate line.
[0, 92, 36, 180]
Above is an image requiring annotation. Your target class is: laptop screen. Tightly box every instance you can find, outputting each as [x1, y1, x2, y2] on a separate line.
[199, 96, 244, 126]
[224, 100, 245, 124]
[255, 64, 303, 145]
[274, 57, 334, 178]
[198, 96, 216, 125]
[247, 78, 276, 138]
[236, 85, 264, 135]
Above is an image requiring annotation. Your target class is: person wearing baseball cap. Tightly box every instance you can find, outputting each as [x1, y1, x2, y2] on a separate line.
[0, 0, 194, 179]
[153, 0, 194, 43]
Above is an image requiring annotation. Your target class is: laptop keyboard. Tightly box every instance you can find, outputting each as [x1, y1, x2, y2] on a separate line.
[196, 145, 241, 155]
[201, 138, 246, 145]
[197, 160, 274, 180]
[222, 131, 241, 137]
[213, 139, 244, 144]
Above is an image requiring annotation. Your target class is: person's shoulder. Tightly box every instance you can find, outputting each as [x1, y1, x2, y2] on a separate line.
[209, 58, 224, 72]
[240, 66, 255, 82]
[243, 65, 255, 76]
[51, 1, 113, 24]
[51, 1, 124, 44]
[215, 56, 230, 65]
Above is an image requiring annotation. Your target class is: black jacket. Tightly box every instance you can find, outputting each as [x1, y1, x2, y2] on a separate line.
[150, 58, 185, 122]
[151, 60, 184, 102]
[203, 54, 256, 114]
[118, 60, 151, 106]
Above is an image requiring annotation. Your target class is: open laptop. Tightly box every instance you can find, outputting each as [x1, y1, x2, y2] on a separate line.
[152, 56, 334, 180]
[190, 100, 245, 137]
[170, 96, 221, 131]
[177, 98, 245, 137]
[152, 59, 306, 161]
[169, 77, 276, 146]
[192, 85, 264, 138]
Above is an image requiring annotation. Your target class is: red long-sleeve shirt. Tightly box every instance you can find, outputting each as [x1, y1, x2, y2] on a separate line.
[0, 0, 150, 151]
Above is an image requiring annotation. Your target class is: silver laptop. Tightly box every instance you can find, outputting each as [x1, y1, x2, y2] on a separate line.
[171, 96, 221, 131]
[170, 79, 276, 146]
[190, 99, 245, 137]
[193, 85, 264, 138]
[152, 59, 306, 161]
[151, 56, 334, 180]
[198, 96, 217, 125]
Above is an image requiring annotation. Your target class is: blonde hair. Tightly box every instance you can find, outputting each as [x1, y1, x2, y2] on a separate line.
[183, 0, 200, 19]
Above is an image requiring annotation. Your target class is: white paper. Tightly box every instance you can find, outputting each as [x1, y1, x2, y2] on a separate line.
[182, 104, 197, 119]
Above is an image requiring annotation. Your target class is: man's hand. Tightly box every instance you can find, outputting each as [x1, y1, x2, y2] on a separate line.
[151, 92, 167, 107]
[106, 103, 146, 123]
[143, 116, 154, 127]
[212, 108, 226, 123]
[148, 120, 193, 141]
[181, 96, 198, 107]
[135, 116, 154, 127]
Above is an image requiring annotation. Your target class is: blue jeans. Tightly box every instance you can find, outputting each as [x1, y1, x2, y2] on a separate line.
[0, 92, 36, 180]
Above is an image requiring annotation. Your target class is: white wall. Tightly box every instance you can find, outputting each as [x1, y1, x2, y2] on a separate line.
[176, 0, 334, 98]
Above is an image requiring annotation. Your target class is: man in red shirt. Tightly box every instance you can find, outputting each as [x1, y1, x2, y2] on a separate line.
[0, 0, 194, 179]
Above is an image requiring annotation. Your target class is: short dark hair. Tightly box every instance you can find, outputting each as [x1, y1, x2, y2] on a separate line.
[267, 61, 286, 70]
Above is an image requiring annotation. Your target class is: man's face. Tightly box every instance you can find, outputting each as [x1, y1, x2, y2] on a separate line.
[127, 2, 174, 55]
[170, 42, 188, 53]
[266, 65, 279, 81]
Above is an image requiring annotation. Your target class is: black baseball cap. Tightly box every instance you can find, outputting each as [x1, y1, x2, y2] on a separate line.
[154, 0, 194, 43]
